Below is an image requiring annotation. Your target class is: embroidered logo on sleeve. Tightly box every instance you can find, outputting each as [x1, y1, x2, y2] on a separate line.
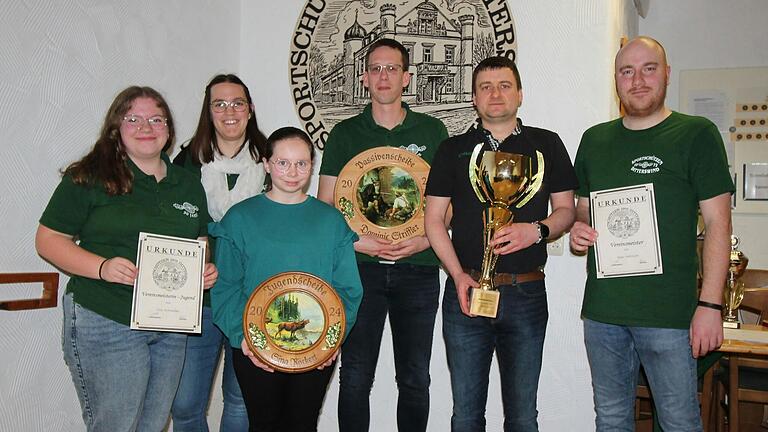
[173, 202, 199, 218]
[631, 156, 663, 174]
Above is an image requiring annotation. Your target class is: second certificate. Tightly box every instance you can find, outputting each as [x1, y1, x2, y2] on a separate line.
[590, 183, 663, 279]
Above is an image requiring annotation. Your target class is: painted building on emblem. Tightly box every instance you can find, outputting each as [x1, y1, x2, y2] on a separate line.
[318, 1, 474, 105]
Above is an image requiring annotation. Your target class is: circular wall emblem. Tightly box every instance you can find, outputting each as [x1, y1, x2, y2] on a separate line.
[289, 0, 518, 150]
[152, 258, 187, 291]
[606, 208, 641, 239]
[243, 272, 345, 373]
[334, 146, 429, 243]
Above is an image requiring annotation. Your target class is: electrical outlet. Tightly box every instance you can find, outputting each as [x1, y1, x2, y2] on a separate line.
[547, 236, 564, 256]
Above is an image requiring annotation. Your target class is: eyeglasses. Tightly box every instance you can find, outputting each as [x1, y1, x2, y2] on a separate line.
[270, 158, 311, 174]
[366, 64, 403, 75]
[122, 115, 168, 130]
[210, 99, 248, 113]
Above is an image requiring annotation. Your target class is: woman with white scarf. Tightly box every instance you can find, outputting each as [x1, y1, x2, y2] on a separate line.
[171, 74, 267, 432]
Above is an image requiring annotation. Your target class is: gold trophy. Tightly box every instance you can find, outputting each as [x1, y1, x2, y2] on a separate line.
[723, 235, 748, 329]
[468, 144, 543, 318]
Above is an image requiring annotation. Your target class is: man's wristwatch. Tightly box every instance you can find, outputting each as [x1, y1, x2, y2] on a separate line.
[532, 221, 550, 244]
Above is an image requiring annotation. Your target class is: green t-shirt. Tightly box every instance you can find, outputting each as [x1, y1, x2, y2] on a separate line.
[575, 112, 734, 329]
[39, 155, 210, 325]
[319, 103, 448, 266]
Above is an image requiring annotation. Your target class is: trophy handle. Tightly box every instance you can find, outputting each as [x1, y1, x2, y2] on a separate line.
[469, 143, 488, 203]
[515, 150, 545, 209]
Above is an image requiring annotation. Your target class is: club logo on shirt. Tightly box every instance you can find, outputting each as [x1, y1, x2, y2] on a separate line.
[631, 156, 663, 174]
[173, 202, 199, 218]
[289, 0, 518, 151]
[401, 143, 426, 156]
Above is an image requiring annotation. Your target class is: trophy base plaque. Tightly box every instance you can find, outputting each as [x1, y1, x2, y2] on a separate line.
[469, 288, 499, 318]
[723, 320, 741, 329]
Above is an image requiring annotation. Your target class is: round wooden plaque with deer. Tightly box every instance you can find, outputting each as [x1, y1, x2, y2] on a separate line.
[334, 146, 430, 245]
[242, 272, 345, 373]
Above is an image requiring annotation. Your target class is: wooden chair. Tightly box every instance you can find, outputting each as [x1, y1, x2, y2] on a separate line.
[739, 269, 768, 322]
[739, 269, 768, 293]
[716, 269, 768, 431]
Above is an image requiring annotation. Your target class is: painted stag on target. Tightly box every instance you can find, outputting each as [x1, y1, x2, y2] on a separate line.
[275, 319, 310, 340]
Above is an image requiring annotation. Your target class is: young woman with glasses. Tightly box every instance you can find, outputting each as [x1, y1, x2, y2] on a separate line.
[210, 127, 363, 431]
[35, 86, 217, 431]
[170, 74, 267, 431]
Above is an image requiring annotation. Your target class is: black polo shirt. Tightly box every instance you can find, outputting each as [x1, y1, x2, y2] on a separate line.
[426, 121, 578, 274]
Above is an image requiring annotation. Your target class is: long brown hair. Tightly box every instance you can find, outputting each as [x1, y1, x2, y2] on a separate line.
[187, 74, 266, 164]
[64, 86, 175, 195]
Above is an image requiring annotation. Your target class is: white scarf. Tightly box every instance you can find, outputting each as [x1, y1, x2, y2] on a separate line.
[200, 144, 265, 221]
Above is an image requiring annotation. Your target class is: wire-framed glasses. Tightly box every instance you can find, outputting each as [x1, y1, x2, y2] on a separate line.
[122, 115, 168, 130]
[270, 158, 311, 174]
[210, 99, 248, 113]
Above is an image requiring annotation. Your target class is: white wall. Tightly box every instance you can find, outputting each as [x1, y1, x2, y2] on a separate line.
[638, 0, 768, 268]
[0, 1, 240, 431]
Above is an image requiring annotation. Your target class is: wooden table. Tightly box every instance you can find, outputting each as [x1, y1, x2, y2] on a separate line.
[719, 325, 768, 432]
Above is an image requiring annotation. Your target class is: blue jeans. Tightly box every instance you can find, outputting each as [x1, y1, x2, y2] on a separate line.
[584, 319, 702, 432]
[338, 262, 440, 432]
[61, 293, 186, 432]
[442, 277, 548, 432]
[172, 306, 248, 432]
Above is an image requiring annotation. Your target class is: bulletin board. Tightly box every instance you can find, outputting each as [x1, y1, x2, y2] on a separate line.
[679, 67, 768, 214]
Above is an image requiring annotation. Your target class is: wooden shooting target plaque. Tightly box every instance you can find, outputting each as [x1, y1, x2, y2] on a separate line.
[333, 147, 430, 244]
[242, 272, 345, 373]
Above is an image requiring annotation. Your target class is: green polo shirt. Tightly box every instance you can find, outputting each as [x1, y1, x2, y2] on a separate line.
[40, 154, 210, 325]
[320, 103, 448, 266]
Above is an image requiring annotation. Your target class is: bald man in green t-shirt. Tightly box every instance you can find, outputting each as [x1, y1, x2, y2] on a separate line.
[570, 36, 734, 431]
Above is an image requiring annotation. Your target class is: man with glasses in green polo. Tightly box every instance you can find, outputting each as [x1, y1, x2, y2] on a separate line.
[318, 38, 447, 432]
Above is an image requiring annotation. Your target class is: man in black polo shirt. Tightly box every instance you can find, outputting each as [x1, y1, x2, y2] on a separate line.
[424, 56, 577, 431]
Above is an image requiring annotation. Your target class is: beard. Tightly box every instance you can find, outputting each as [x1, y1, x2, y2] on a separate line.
[621, 82, 667, 118]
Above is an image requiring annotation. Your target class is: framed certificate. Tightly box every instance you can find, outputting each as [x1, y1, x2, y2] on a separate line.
[130, 232, 206, 333]
[590, 184, 663, 279]
[243, 272, 345, 373]
[333, 147, 430, 244]
[743, 162, 768, 201]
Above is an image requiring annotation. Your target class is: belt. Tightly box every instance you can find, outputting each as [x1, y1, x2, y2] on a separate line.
[463, 268, 545, 286]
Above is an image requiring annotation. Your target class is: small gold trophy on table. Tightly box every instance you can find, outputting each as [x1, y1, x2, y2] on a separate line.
[723, 235, 748, 329]
[468, 144, 543, 318]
